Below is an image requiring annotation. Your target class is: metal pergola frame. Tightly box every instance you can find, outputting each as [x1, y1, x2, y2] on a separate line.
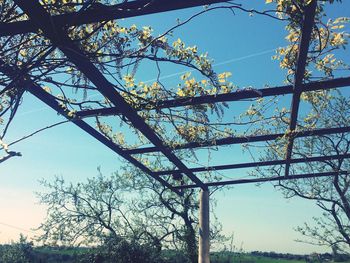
[1, 0, 349, 191]
[1, 1, 350, 261]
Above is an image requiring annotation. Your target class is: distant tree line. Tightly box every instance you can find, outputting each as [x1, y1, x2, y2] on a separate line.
[250, 250, 350, 262]
[251, 250, 307, 260]
[4, 236, 350, 263]
[0, 235, 193, 263]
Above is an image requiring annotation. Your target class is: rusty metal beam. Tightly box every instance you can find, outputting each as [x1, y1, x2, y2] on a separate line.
[154, 153, 350, 175]
[284, 0, 317, 176]
[124, 126, 350, 154]
[75, 77, 350, 118]
[175, 171, 349, 189]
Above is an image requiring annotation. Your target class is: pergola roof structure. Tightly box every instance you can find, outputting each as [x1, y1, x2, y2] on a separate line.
[1, 0, 350, 195]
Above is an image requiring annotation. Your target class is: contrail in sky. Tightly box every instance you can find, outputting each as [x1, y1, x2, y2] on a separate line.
[144, 48, 277, 83]
[16, 48, 277, 117]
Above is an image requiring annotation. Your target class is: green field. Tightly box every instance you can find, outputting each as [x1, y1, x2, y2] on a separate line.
[211, 253, 305, 263]
[212, 253, 350, 263]
[249, 257, 300, 262]
[234, 256, 304, 263]
[4, 244, 350, 263]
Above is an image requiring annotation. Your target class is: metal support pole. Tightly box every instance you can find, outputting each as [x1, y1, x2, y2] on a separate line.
[199, 188, 210, 263]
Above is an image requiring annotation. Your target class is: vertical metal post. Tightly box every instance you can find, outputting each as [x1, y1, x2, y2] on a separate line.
[199, 188, 210, 263]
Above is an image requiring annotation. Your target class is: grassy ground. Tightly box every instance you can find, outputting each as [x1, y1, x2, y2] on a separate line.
[211, 254, 350, 263]
[241, 256, 304, 263]
[211, 253, 305, 263]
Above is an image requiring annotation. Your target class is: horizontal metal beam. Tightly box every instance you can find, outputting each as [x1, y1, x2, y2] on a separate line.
[125, 125, 350, 154]
[155, 153, 350, 175]
[0, 0, 226, 37]
[175, 171, 349, 189]
[75, 77, 350, 118]
[15, 0, 206, 189]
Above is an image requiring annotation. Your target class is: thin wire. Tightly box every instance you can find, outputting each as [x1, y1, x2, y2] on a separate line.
[0, 221, 36, 234]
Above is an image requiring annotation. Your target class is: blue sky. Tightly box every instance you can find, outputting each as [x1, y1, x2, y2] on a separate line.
[1, 0, 350, 254]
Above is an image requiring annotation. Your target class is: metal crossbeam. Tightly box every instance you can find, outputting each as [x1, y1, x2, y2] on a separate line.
[124, 126, 350, 154]
[175, 171, 349, 189]
[0, 0, 227, 37]
[75, 77, 350, 118]
[0, 59, 180, 195]
[155, 153, 350, 175]
[15, 0, 206, 189]
[284, 0, 317, 176]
